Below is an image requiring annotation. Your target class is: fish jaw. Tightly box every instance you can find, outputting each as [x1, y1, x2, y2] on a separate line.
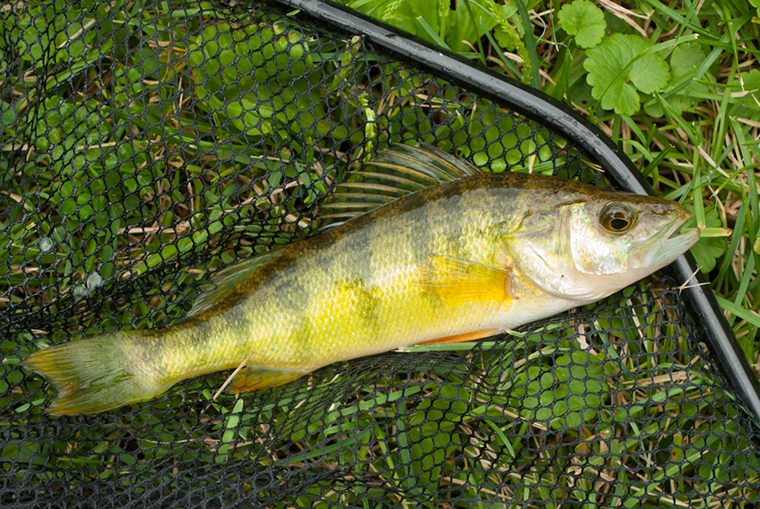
[573, 206, 701, 301]
[630, 208, 700, 275]
[573, 207, 700, 301]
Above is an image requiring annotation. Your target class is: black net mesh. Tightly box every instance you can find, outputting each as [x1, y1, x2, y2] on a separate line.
[1, 0, 759, 507]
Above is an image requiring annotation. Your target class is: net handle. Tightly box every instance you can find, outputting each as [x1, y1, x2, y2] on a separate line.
[275, 0, 760, 426]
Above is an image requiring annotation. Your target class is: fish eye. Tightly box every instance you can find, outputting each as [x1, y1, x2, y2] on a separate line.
[600, 203, 635, 234]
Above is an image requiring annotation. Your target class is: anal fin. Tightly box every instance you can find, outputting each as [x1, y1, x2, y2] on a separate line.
[229, 366, 308, 393]
[418, 329, 496, 345]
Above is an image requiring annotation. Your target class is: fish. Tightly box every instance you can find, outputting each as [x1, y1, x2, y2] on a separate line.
[21, 144, 700, 415]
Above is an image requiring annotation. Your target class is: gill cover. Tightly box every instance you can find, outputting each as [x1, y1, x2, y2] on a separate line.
[504, 204, 617, 301]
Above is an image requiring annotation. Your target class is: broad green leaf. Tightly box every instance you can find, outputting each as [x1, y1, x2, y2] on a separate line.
[751, 0, 760, 16]
[557, 0, 606, 49]
[1, 101, 15, 126]
[493, 25, 517, 51]
[682, 205, 727, 273]
[348, 0, 502, 53]
[443, 0, 507, 54]
[738, 69, 760, 111]
[646, 42, 710, 117]
[671, 42, 707, 78]
[584, 34, 670, 115]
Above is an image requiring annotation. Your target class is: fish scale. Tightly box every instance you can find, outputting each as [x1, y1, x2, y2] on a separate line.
[21, 144, 699, 414]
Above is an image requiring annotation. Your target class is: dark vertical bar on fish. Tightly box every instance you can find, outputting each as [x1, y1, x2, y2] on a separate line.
[278, 0, 760, 427]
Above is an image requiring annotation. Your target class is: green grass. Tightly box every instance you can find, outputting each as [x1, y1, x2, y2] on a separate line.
[1, 0, 760, 507]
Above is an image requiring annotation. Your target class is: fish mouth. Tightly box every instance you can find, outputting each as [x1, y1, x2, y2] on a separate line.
[639, 210, 700, 270]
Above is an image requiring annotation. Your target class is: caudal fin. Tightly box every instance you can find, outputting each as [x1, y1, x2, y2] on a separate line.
[22, 335, 161, 415]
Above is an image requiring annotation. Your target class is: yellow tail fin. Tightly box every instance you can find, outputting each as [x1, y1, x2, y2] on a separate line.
[22, 334, 165, 415]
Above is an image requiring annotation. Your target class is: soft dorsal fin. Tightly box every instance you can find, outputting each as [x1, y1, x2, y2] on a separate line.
[319, 143, 482, 231]
[187, 249, 284, 318]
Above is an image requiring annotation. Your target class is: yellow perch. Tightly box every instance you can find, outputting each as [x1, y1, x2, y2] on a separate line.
[22, 144, 699, 415]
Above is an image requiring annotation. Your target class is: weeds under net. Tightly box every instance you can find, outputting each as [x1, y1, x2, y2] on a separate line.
[1, 0, 759, 507]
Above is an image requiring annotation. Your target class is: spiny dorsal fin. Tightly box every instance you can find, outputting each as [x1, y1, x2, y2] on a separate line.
[187, 249, 284, 318]
[319, 143, 482, 231]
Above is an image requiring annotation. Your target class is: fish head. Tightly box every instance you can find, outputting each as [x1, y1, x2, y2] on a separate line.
[505, 190, 700, 302]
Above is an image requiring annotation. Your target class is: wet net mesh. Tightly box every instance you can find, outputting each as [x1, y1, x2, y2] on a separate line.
[1, 0, 759, 507]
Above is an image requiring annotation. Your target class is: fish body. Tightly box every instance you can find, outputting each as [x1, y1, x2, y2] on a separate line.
[22, 145, 699, 415]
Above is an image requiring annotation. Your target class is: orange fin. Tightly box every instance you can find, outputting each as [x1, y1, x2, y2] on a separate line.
[418, 330, 497, 345]
[417, 255, 514, 304]
[229, 366, 307, 393]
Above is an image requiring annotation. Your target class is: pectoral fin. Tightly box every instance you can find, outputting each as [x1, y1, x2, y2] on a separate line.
[417, 255, 514, 304]
[230, 366, 308, 393]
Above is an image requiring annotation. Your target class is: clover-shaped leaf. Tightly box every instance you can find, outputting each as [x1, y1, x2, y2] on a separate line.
[645, 42, 710, 117]
[671, 42, 707, 78]
[584, 34, 670, 115]
[558, 0, 606, 49]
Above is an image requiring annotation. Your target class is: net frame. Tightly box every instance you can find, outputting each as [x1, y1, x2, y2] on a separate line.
[1, 0, 760, 507]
